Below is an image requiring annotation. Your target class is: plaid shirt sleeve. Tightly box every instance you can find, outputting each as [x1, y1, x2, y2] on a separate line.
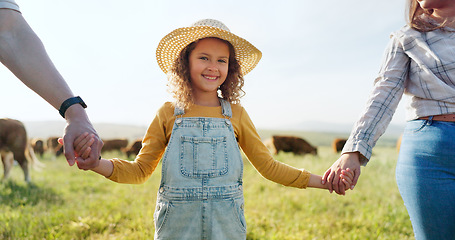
[343, 25, 455, 165]
[342, 31, 409, 165]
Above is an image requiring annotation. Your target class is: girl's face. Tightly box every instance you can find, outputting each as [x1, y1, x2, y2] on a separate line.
[417, 0, 455, 20]
[189, 38, 229, 104]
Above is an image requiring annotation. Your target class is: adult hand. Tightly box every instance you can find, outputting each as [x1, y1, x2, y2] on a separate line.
[62, 105, 103, 170]
[322, 152, 361, 195]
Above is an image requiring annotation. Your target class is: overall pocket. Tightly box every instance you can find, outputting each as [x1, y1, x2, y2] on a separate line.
[212, 196, 247, 234]
[154, 198, 171, 234]
[232, 196, 247, 232]
[180, 136, 228, 178]
[154, 198, 203, 238]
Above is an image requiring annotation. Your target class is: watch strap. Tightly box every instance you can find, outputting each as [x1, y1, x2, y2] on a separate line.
[59, 96, 87, 118]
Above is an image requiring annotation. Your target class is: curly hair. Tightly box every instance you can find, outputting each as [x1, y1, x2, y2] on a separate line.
[167, 37, 245, 109]
[407, 0, 454, 32]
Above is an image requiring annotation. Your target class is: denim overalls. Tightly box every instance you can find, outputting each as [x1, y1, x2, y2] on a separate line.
[153, 99, 246, 240]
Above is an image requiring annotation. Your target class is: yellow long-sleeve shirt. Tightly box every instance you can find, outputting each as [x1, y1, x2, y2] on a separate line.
[107, 102, 310, 188]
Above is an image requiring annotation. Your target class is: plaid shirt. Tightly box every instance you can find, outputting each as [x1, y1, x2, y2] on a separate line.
[343, 25, 455, 165]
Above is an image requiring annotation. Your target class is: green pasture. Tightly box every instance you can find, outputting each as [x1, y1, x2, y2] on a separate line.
[0, 132, 413, 239]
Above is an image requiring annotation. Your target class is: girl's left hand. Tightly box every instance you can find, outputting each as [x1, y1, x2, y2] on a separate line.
[58, 132, 94, 160]
[340, 168, 354, 190]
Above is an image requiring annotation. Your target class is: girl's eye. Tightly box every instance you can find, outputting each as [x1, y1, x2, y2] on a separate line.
[199, 57, 208, 60]
[218, 59, 227, 63]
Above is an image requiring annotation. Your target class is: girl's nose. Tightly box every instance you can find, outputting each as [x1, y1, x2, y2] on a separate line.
[207, 63, 219, 72]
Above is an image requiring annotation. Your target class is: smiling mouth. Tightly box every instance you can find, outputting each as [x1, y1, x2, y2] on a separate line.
[203, 75, 218, 80]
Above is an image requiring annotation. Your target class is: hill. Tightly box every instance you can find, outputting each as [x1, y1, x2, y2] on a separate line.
[23, 121, 401, 147]
[24, 121, 147, 141]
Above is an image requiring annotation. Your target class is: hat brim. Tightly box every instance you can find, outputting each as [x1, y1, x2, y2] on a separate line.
[156, 26, 262, 76]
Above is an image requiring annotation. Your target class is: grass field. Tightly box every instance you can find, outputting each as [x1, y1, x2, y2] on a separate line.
[1, 141, 414, 239]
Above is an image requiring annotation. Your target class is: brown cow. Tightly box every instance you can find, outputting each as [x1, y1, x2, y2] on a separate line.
[332, 138, 347, 153]
[102, 139, 128, 153]
[47, 137, 63, 157]
[264, 135, 317, 155]
[122, 138, 142, 158]
[31, 138, 46, 157]
[0, 118, 41, 182]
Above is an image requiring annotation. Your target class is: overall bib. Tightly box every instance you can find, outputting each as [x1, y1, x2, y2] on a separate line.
[153, 99, 246, 240]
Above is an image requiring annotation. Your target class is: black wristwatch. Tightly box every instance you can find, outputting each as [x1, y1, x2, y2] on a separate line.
[59, 96, 87, 118]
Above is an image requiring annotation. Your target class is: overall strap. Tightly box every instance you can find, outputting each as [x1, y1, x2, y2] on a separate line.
[219, 98, 232, 118]
[173, 103, 185, 116]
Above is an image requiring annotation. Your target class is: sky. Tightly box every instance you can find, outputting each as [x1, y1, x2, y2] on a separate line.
[1, 0, 408, 130]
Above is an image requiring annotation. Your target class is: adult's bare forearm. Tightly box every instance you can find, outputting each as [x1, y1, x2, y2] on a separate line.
[0, 9, 74, 109]
[0, 9, 103, 167]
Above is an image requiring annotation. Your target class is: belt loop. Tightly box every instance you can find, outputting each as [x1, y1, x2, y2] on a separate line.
[426, 116, 434, 125]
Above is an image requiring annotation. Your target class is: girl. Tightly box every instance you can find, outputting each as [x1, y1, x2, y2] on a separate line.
[74, 19, 353, 239]
[323, 1, 455, 239]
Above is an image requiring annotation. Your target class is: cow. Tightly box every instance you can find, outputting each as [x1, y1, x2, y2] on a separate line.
[122, 138, 142, 158]
[332, 138, 347, 153]
[264, 135, 317, 155]
[102, 139, 129, 153]
[47, 137, 63, 157]
[0, 118, 41, 182]
[31, 138, 46, 157]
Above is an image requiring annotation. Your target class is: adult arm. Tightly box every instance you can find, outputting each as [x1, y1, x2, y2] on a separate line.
[322, 30, 410, 194]
[0, 9, 102, 169]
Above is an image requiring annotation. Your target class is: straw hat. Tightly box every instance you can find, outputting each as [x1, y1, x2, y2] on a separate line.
[156, 19, 262, 76]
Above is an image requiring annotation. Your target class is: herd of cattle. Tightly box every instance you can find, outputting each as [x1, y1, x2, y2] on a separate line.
[264, 136, 348, 155]
[0, 118, 142, 182]
[29, 137, 143, 159]
[3, 117, 402, 182]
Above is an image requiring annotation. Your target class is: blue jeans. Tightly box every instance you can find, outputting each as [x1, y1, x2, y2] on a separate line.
[396, 119, 455, 240]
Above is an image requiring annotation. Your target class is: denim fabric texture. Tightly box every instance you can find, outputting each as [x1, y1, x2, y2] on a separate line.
[154, 99, 246, 240]
[396, 119, 455, 240]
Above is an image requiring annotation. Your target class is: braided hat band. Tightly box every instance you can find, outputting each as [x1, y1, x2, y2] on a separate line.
[156, 19, 262, 76]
